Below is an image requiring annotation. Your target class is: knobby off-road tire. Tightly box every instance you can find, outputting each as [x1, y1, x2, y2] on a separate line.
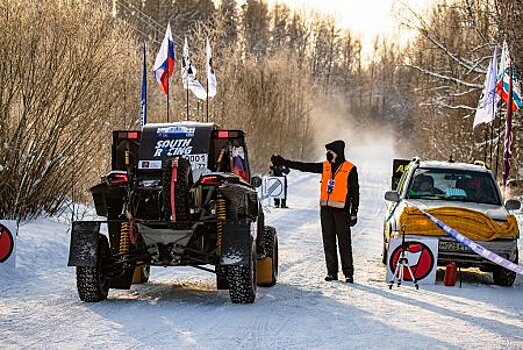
[162, 157, 193, 222]
[257, 226, 278, 287]
[492, 250, 518, 287]
[227, 243, 257, 303]
[76, 235, 110, 302]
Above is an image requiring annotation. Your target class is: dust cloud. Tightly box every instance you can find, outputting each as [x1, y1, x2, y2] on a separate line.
[309, 96, 398, 173]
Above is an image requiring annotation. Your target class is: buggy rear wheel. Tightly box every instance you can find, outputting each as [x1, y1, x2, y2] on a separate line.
[227, 243, 257, 303]
[76, 235, 110, 302]
[257, 226, 278, 287]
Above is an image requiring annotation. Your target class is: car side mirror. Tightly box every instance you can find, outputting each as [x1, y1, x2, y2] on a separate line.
[504, 199, 521, 210]
[251, 176, 262, 188]
[385, 191, 400, 202]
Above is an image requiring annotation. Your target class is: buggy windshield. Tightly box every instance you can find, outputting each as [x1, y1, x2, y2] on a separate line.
[406, 168, 501, 205]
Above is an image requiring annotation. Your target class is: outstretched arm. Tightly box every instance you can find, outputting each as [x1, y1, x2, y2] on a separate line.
[271, 154, 322, 174]
[285, 160, 323, 174]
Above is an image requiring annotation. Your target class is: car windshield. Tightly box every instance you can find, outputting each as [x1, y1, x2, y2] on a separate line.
[406, 168, 501, 205]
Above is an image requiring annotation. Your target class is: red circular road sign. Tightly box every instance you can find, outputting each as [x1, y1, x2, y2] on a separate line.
[389, 241, 435, 281]
[0, 223, 15, 263]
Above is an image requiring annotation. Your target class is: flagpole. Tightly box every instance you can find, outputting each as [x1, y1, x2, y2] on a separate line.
[141, 40, 148, 128]
[167, 75, 170, 122]
[206, 77, 209, 123]
[502, 62, 514, 187]
[489, 46, 498, 169]
[489, 115, 495, 167]
[186, 83, 189, 121]
[483, 125, 488, 163]
[495, 110, 503, 181]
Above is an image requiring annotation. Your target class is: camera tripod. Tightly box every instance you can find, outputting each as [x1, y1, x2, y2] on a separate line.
[388, 228, 420, 290]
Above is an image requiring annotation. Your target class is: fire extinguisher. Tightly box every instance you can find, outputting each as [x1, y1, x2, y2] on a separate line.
[444, 261, 458, 286]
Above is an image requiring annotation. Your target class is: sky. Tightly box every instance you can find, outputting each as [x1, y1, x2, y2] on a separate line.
[265, 0, 436, 55]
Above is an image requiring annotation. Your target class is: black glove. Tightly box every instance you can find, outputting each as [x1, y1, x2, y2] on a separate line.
[271, 154, 285, 166]
[349, 215, 357, 227]
[349, 208, 358, 227]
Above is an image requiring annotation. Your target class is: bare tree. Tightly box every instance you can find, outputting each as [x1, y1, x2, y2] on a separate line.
[0, 0, 141, 220]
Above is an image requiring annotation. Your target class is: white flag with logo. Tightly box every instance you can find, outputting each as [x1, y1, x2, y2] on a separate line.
[206, 38, 217, 98]
[182, 37, 207, 100]
[473, 46, 499, 129]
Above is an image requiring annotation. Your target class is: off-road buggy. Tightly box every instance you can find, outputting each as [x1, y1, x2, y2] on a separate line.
[68, 122, 278, 303]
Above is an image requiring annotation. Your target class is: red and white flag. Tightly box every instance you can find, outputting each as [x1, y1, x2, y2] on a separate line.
[153, 23, 175, 94]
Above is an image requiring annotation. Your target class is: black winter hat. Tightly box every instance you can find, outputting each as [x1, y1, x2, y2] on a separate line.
[325, 140, 345, 159]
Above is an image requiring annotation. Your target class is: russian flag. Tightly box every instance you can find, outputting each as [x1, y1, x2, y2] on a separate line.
[153, 23, 175, 94]
[495, 41, 522, 112]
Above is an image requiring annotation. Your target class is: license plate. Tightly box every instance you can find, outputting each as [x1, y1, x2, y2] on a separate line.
[439, 241, 469, 252]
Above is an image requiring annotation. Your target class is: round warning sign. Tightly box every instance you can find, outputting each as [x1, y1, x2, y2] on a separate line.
[262, 176, 286, 199]
[0, 223, 15, 263]
[389, 241, 435, 282]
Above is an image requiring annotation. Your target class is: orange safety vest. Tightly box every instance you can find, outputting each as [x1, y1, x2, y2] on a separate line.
[320, 160, 354, 208]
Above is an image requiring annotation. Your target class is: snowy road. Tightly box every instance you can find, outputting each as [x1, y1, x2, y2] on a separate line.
[1, 140, 523, 349]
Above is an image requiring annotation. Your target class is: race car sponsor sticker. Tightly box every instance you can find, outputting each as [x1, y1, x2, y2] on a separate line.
[154, 138, 194, 157]
[138, 160, 162, 169]
[156, 126, 196, 138]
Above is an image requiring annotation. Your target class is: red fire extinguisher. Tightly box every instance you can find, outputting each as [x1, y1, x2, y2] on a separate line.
[444, 261, 457, 286]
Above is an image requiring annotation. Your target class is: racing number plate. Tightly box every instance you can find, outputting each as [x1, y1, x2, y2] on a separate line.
[439, 241, 469, 252]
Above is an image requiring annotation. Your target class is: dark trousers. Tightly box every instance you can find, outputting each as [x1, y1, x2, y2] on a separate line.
[320, 206, 353, 277]
[274, 198, 287, 207]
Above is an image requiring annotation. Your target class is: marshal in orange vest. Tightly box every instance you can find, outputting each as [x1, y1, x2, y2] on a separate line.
[320, 160, 354, 208]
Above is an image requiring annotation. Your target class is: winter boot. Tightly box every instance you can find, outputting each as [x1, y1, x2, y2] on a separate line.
[324, 274, 338, 281]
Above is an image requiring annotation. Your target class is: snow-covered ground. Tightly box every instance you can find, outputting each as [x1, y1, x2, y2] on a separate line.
[1, 140, 523, 350]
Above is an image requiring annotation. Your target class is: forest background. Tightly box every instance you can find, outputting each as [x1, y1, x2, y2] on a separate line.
[1, 0, 521, 219]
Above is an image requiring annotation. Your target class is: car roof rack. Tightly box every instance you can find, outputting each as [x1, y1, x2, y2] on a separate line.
[411, 156, 421, 164]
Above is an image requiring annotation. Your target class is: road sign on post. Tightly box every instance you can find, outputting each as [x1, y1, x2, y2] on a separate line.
[262, 176, 286, 199]
[0, 220, 17, 268]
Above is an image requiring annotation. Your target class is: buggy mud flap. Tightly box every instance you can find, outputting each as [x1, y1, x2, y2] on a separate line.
[220, 219, 255, 266]
[68, 221, 101, 267]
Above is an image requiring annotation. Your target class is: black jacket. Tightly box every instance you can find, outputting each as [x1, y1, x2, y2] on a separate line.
[283, 158, 359, 214]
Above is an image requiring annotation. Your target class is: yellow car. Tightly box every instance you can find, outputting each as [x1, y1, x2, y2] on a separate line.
[384, 157, 520, 286]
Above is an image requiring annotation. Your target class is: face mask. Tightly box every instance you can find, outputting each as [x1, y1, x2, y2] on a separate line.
[326, 152, 334, 162]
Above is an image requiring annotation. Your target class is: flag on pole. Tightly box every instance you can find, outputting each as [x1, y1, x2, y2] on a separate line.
[473, 46, 499, 129]
[182, 37, 207, 100]
[496, 41, 522, 112]
[140, 41, 147, 127]
[206, 38, 217, 98]
[153, 23, 175, 94]
[502, 62, 514, 186]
